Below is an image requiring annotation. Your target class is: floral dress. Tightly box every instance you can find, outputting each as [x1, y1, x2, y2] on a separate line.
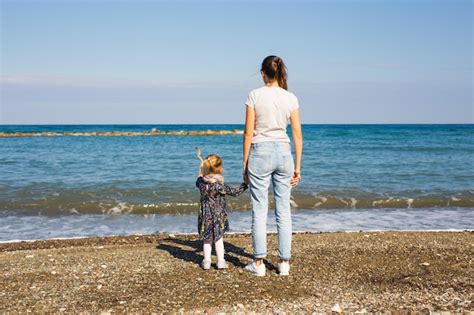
[196, 176, 248, 242]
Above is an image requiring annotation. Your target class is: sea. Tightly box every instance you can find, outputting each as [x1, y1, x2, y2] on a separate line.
[1, 124, 473, 241]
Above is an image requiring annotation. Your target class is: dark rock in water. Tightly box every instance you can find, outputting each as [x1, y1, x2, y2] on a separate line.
[0, 129, 243, 137]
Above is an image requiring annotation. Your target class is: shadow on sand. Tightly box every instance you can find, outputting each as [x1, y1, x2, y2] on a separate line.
[156, 237, 277, 271]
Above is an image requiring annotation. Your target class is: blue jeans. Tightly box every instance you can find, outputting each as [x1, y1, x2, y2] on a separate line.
[248, 141, 294, 260]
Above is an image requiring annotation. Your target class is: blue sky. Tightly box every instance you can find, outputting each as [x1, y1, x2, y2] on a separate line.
[1, 0, 472, 124]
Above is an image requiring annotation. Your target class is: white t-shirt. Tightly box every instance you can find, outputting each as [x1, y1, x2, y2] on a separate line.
[245, 86, 299, 143]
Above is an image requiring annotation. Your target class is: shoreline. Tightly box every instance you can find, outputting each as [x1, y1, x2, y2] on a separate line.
[3, 207, 473, 242]
[0, 229, 472, 245]
[1, 231, 473, 312]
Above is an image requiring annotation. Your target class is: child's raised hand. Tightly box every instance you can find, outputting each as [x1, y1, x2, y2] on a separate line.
[195, 146, 204, 176]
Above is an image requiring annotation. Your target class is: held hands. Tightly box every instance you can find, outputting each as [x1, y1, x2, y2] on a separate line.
[243, 171, 249, 185]
[242, 163, 249, 185]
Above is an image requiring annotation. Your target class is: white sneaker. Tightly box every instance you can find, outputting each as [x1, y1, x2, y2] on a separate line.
[201, 260, 211, 270]
[278, 261, 290, 276]
[244, 261, 266, 276]
[217, 260, 228, 269]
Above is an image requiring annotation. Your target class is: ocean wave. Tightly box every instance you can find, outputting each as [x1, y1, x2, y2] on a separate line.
[1, 190, 473, 216]
[1, 208, 474, 242]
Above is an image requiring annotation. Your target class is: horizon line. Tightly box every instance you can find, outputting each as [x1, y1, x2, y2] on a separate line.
[1, 123, 473, 126]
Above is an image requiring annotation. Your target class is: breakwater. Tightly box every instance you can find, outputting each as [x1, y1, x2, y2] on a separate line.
[0, 129, 243, 137]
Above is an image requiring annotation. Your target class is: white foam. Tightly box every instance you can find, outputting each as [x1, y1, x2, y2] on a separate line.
[289, 195, 299, 208]
[337, 198, 349, 206]
[106, 202, 133, 215]
[162, 202, 198, 208]
[372, 197, 393, 207]
[372, 199, 384, 207]
[69, 208, 80, 215]
[350, 198, 357, 208]
[313, 196, 328, 207]
[1, 208, 473, 242]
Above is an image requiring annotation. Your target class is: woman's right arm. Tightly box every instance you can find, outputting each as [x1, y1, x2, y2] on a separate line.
[242, 105, 255, 183]
[290, 109, 303, 187]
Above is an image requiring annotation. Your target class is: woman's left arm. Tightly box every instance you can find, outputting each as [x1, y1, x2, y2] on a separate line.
[242, 106, 255, 182]
[290, 109, 303, 187]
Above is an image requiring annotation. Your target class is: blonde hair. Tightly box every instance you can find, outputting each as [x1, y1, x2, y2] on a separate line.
[202, 154, 223, 175]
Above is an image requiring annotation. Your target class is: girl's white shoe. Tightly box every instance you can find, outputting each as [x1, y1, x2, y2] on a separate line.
[278, 261, 290, 276]
[244, 261, 266, 276]
[201, 260, 211, 270]
[217, 260, 228, 269]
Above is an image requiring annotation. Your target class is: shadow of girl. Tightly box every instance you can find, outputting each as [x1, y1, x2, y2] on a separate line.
[156, 237, 260, 269]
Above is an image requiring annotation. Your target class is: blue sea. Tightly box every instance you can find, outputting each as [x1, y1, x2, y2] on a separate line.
[1, 124, 473, 241]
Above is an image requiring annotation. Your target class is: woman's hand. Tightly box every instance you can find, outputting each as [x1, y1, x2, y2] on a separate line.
[243, 173, 249, 185]
[290, 109, 302, 189]
[290, 171, 301, 188]
[243, 166, 249, 185]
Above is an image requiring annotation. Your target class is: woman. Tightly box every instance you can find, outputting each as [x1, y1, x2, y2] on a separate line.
[242, 55, 303, 276]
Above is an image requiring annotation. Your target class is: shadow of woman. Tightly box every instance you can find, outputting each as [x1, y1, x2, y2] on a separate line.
[156, 237, 277, 271]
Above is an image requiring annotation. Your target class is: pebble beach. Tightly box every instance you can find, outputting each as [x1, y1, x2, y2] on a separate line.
[1, 231, 472, 313]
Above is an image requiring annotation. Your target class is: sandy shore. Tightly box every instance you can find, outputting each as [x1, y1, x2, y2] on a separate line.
[1, 231, 472, 313]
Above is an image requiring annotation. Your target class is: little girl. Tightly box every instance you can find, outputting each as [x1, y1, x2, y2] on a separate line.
[195, 150, 248, 270]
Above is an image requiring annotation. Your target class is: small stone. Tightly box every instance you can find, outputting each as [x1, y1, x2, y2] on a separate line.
[51, 271, 57, 275]
[97, 246, 104, 249]
[97, 284, 103, 290]
[100, 264, 107, 269]
[420, 262, 430, 266]
[119, 301, 126, 304]
[331, 303, 342, 313]
[25, 255, 34, 258]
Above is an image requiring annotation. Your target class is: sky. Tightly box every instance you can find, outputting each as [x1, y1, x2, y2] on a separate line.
[0, 0, 472, 124]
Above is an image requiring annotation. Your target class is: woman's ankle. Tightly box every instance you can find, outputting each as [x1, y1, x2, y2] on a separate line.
[255, 258, 264, 266]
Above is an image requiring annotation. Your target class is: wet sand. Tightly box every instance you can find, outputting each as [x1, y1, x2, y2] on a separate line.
[1, 231, 472, 313]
